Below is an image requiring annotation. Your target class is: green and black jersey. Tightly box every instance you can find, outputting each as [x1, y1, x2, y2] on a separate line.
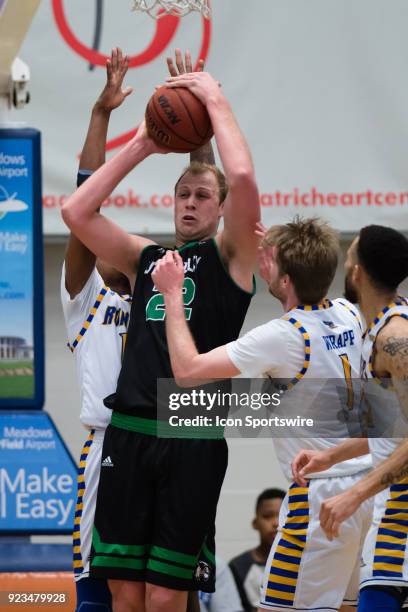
[104, 238, 254, 420]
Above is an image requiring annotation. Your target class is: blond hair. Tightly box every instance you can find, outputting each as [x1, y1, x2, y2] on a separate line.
[263, 217, 339, 304]
[174, 161, 228, 204]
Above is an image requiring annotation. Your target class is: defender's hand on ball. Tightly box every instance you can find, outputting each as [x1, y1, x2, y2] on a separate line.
[166, 72, 221, 106]
[95, 47, 133, 113]
[152, 251, 185, 295]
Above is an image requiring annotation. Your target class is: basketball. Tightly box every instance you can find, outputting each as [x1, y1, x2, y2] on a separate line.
[145, 86, 213, 153]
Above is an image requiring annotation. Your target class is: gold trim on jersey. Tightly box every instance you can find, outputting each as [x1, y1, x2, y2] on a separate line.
[373, 477, 408, 579]
[264, 483, 310, 607]
[274, 318, 311, 391]
[364, 298, 408, 338]
[67, 286, 108, 352]
[73, 430, 95, 576]
[296, 299, 333, 311]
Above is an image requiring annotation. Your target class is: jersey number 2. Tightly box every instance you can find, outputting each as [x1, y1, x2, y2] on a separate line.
[145, 278, 196, 322]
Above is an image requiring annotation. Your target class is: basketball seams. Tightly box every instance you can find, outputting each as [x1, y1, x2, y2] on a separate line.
[146, 99, 191, 152]
[173, 88, 210, 141]
[150, 92, 202, 149]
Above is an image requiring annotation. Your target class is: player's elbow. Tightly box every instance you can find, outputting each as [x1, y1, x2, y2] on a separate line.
[61, 198, 88, 231]
[61, 200, 79, 229]
[174, 376, 193, 388]
[173, 362, 199, 388]
[228, 166, 256, 189]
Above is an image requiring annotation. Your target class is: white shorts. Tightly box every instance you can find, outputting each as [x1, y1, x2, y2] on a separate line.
[259, 474, 373, 612]
[361, 476, 408, 593]
[73, 429, 105, 582]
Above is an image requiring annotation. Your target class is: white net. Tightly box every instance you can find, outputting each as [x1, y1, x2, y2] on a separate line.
[131, 0, 210, 19]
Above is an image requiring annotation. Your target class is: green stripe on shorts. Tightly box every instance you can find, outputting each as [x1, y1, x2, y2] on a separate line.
[150, 545, 198, 567]
[111, 411, 224, 439]
[202, 543, 216, 566]
[93, 527, 147, 557]
[147, 559, 194, 579]
[93, 555, 145, 570]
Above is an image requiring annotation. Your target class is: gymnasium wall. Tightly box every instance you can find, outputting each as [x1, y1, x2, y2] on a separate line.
[7, 0, 408, 236]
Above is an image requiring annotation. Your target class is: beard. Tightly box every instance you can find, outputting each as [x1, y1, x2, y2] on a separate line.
[268, 282, 284, 301]
[344, 275, 359, 304]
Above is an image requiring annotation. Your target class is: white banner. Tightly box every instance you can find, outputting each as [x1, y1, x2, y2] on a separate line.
[8, 0, 408, 235]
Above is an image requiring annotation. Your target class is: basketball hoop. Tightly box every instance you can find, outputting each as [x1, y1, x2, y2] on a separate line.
[131, 0, 210, 19]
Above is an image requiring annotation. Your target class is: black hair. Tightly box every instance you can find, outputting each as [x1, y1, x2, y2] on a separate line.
[256, 488, 285, 513]
[358, 225, 408, 292]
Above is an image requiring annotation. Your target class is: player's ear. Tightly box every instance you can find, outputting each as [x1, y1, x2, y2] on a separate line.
[252, 517, 258, 531]
[352, 263, 360, 285]
[218, 199, 225, 219]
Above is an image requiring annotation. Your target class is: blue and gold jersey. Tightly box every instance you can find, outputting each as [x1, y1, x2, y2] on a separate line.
[362, 298, 408, 464]
[61, 265, 131, 429]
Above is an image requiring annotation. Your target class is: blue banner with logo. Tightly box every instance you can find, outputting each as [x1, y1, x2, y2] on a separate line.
[0, 129, 44, 409]
[0, 411, 77, 533]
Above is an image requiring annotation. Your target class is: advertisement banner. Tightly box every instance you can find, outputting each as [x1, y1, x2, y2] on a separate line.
[0, 129, 44, 409]
[0, 411, 77, 533]
[9, 0, 408, 235]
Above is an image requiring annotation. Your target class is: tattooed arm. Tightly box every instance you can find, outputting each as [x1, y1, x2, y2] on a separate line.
[375, 316, 408, 420]
[319, 437, 408, 540]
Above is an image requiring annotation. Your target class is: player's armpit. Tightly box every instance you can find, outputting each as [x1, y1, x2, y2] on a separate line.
[215, 228, 257, 295]
[64, 234, 96, 298]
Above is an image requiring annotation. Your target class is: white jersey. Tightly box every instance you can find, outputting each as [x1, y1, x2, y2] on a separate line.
[227, 298, 371, 480]
[360, 299, 408, 592]
[361, 298, 408, 463]
[61, 264, 131, 430]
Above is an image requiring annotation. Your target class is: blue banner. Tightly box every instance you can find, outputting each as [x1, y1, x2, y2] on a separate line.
[0, 411, 77, 533]
[0, 129, 44, 409]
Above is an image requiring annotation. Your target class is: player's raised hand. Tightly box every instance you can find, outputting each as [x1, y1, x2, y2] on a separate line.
[291, 449, 333, 486]
[167, 48, 205, 76]
[166, 72, 221, 106]
[95, 48, 133, 113]
[320, 490, 361, 541]
[152, 251, 185, 295]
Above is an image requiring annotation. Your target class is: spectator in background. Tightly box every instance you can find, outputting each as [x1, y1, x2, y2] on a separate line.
[199, 558, 243, 612]
[229, 489, 285, 612]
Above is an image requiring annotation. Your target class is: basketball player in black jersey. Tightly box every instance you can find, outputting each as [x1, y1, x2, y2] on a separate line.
[62, 60, 260, 612]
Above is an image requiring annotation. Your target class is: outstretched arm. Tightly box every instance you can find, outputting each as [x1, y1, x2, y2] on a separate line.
[152, 251, 240, 385]
[166, 72, 260, 292]
[62, 122, 162, 285]
[65, 48, 133, 297]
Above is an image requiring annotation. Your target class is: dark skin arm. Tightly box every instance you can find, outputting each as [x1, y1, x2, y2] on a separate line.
[64, 48, 133, 298]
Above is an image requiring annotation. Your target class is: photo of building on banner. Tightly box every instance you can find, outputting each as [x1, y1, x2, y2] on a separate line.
[0, 129, 44, 409]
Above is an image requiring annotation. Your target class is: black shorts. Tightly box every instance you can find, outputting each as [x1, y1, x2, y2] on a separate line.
[90, 416, 228, 591]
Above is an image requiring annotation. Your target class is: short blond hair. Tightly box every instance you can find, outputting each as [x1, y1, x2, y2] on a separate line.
[174, 161, 228, 204]
[263, 217, 339, 304]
